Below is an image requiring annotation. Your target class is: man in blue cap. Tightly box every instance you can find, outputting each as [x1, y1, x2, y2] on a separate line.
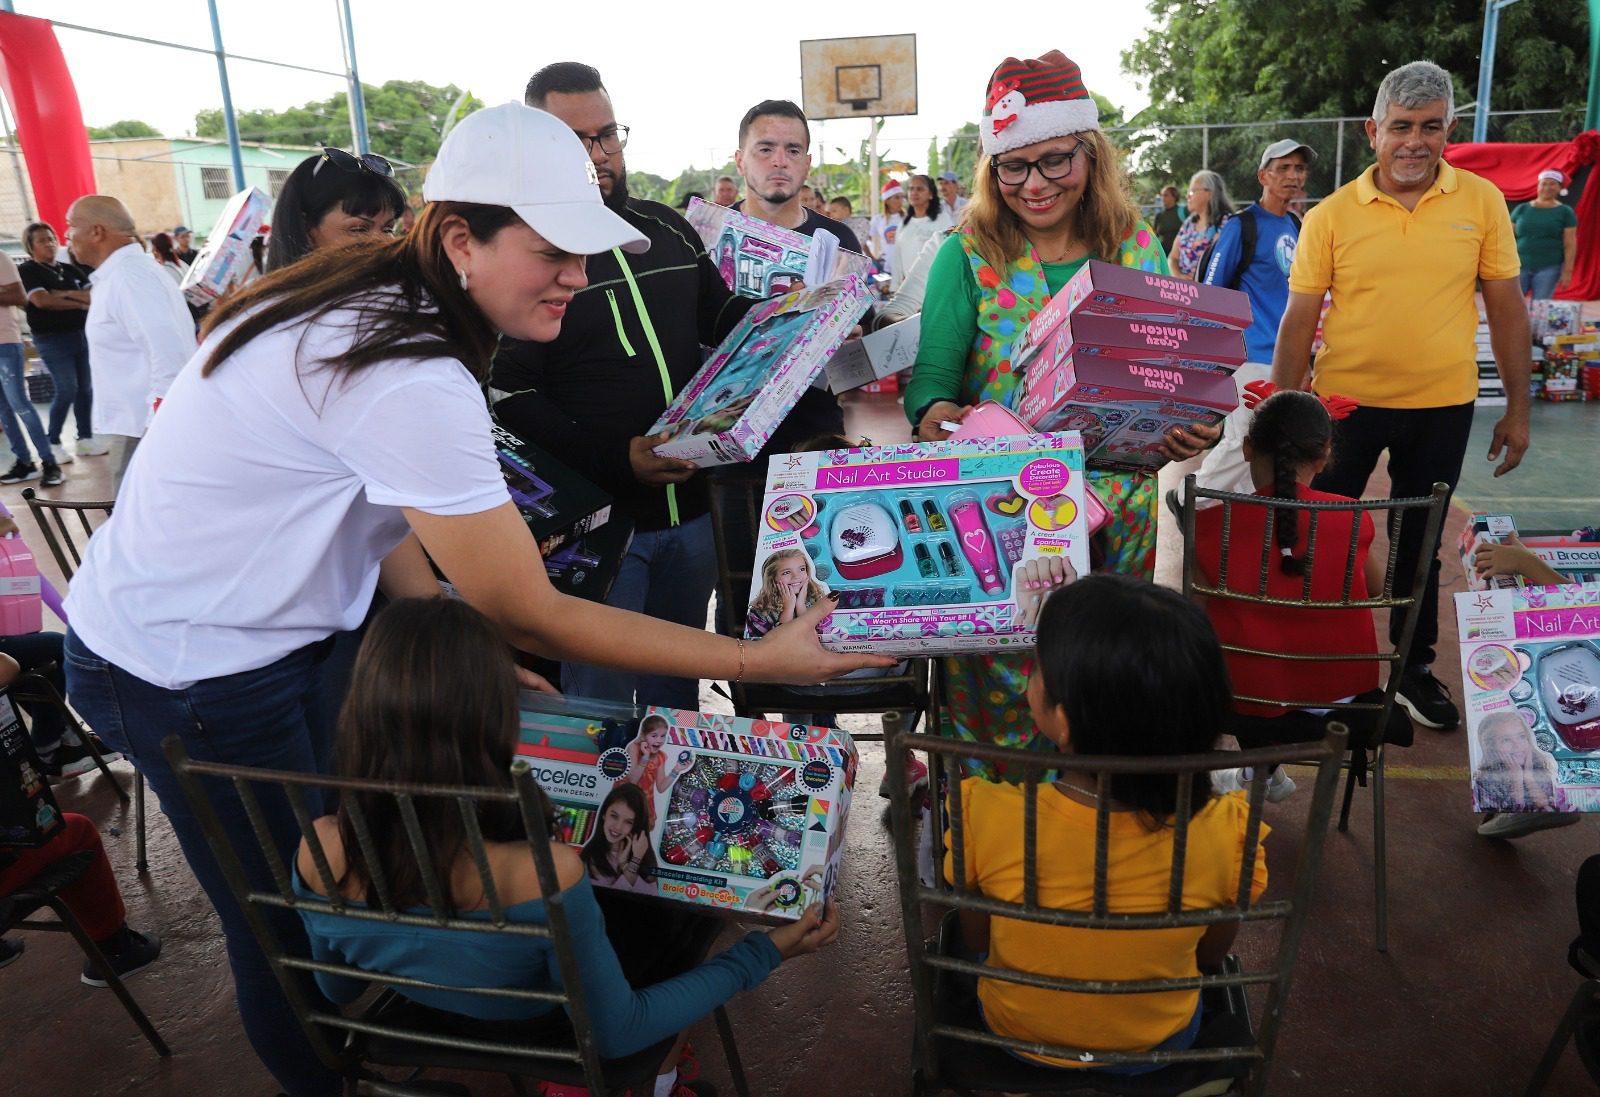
[172, 225, 197, 265]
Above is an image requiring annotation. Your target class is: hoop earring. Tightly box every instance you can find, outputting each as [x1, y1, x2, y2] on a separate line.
[458, 268, 470, 291]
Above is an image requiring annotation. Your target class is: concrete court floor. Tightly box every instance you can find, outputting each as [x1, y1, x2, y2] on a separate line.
[2, 388, 1597, 1097]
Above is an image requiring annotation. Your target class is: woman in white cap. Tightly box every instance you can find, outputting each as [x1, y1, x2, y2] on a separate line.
[1511, 168, 1577, 300]
[61, 103, 886, 1097]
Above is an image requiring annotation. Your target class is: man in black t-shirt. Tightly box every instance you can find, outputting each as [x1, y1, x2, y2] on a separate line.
[172, 225, 198, 266]
[17, 222, 104, 459]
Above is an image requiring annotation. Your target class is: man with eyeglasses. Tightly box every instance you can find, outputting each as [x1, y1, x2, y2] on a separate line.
[491, 62, 759, 715]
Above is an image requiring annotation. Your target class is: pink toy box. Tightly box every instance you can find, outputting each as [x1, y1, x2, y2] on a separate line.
[649, 277, 871, 466]
[1051, 259, 1253, 330]
[1015, 311, 1247, 379]
[0, 537, 42, 635]
[1455, 584, 1600, 813]
[685, 197, 873, 298]
[514, 693, 855, 923]
[1011, 355, 1238, 473]
[949, 402, 1110, 534]
[180, 187, 271, 307]
[749, 433, 1091, 655]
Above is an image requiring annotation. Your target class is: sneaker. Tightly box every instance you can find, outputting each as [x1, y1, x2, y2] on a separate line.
[0, 938, 23, 970]
[43, 737, 121, 782]
[1396, 665, 1461, 730]
[75, 436, 111, 457]
[1212, 767, 1296, 802]
[0, 460, 38, 484]
[39, 460, 64, 487]
[81, 926, 161, 987]
[1477, 811, 1582, 840]
[879, 752, 930, 799]
[50, 444, 74, 465]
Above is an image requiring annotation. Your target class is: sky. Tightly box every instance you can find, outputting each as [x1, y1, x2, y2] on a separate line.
[29, 0, 1161, 179]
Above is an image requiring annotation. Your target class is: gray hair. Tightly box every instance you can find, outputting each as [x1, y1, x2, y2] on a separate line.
[1372, 61, 1455, 125]
[1187, 170, 1234, 226]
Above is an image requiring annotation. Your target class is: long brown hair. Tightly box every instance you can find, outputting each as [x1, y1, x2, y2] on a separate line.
[963, 129, 1138, 273]
[332, 597, 542, 913]
[199, 201, 521, 384]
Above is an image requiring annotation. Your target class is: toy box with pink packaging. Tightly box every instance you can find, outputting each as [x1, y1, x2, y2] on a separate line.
[685, 197, 873, 298]
[748, 433, 1090, 655]
[1455, 584, 1600, 812]
[1048, 259, 1254, 330]
[1011, 354, 1238, 473]
[648, 277, 871, 466]
[514, 692, 856, 922]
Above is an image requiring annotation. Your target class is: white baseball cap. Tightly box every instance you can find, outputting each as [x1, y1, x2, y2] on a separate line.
[423, 102, 648, 255]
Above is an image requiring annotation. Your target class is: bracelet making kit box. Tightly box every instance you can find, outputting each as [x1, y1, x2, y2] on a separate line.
[747, 434, 1091, 654]
[1455, 584, 1600, 813]
[515, 693, 856, 922]
[649, 278, 872, 466]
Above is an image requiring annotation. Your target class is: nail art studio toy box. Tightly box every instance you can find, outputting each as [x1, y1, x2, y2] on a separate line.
[515, 693, 856, 922]
[648, 278, 872, 467]
[1455, 584, 1600, 810]
[750, 434, 1090, 654]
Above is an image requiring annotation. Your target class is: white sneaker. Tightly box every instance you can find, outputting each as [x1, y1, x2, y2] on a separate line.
[51, 444, 74, 465]
[1477, 811, 1582, 840]
[75, 437, 110, 457]
[1212, 767, 1297, 802]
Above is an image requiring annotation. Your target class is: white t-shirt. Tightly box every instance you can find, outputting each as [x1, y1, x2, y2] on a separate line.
[84, 243, 197, 437]
[892, 210, 954, 291]
[66, 300, 511, 688]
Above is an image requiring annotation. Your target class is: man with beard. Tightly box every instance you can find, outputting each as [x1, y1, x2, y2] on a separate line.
[491, 62, 757, 712]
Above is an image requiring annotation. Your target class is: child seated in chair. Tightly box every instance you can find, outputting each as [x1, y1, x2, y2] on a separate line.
[1191, 391, 1407, 801]
[294, 597, 839, 1097]
[947, 575, 1267, 1071]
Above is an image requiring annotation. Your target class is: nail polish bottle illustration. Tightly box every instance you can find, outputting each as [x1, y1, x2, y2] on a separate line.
[922, 499, 947, 532]
[938, 541, 961, 577]
[898, 498, 922, 533]
[947, 491, 1005, 593]
[915, 542, 938, 578]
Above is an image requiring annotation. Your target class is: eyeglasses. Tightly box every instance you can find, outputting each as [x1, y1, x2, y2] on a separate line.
[575, 125, 630, 156]
[313, 147, 395, 178]
[991, 142, 1092, 187]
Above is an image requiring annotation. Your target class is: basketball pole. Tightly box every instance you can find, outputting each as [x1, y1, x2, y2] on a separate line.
[868, 116, 881, 225]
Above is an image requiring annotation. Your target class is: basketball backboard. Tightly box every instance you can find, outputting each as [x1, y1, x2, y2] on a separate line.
[800, 35, 918, 120]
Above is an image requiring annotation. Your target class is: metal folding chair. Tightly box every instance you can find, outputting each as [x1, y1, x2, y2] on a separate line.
[18, 489, 146, 872]
[1525, 978, 1600, 1096]
[886, 720, 1348, 1097]
[1178, 477, 1448, 952]
[706, 469, 933, 742]
[163, 737, 751, 1097]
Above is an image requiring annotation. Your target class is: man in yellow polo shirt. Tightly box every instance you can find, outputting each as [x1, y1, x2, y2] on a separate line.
[1271, 60, 1531, 733]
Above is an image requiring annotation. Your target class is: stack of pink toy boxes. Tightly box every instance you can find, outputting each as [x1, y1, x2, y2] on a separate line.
[1009, 261, 1253, 471]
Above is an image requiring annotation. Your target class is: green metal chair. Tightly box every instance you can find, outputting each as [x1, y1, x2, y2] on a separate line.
[886, 719, 1348, 1097]
[162, 737, 750, 1097]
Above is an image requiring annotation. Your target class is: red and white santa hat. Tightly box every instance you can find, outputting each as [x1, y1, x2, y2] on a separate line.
[881, 179, 905, 201]
[981, 50, 1099, 157]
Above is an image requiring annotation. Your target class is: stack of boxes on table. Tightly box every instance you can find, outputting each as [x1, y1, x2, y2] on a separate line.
[1527, 300, 1597, 403]
[1006, 261, 1251, 472]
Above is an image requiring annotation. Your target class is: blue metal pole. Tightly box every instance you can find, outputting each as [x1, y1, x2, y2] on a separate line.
[1474, 0, 1522, 143]
[206, 0, 246, 189]
[338, 0, 371, 155]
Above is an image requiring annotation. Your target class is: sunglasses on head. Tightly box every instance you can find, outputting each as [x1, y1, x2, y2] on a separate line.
[314, 147, 394, 178]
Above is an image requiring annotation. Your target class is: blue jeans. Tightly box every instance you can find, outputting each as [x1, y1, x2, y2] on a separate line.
[31, 329, 94, 443]
[0, 343, 54, 464]
[562, 513, 717, 710]
[1520, 264, 1562, 301]
[64, 628, 360, 1097]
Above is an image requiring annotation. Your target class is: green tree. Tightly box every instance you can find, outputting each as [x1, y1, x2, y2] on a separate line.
[87, 119, 161, 139]
[195, 80, 483, 165]
[1122, 0, 1588, 202]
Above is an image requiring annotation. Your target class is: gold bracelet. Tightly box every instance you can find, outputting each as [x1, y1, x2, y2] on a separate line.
[735, 638, 747, 683]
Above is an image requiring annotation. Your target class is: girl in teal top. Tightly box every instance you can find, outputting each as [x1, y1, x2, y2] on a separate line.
[293, 597, 839, 1082]
[1511, 170, 1577, 301]
[905, 48, 1218, 778]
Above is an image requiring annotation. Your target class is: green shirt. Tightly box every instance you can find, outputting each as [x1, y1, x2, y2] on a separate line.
[1510, 201, 1577, 271]
[904, 237, 1089, 424]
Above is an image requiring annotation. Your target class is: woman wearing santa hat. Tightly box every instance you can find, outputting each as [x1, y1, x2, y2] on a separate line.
[902, 49, 1217, 776]
[1511, 168, 1577, 300]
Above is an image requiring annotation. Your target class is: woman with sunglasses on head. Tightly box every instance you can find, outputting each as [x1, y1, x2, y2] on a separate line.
[62, 104, 888, 1097]
[266, 146, 409, 271]
[902, 52, 1218, 778]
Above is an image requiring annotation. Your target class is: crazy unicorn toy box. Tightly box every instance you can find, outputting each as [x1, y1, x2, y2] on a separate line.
[748, 433, 1091, 654]
[515, 693, 855, 922]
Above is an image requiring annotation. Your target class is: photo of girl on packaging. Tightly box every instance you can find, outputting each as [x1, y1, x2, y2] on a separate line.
[581, 782, 659, 894]
[747, 548, 827, 639]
